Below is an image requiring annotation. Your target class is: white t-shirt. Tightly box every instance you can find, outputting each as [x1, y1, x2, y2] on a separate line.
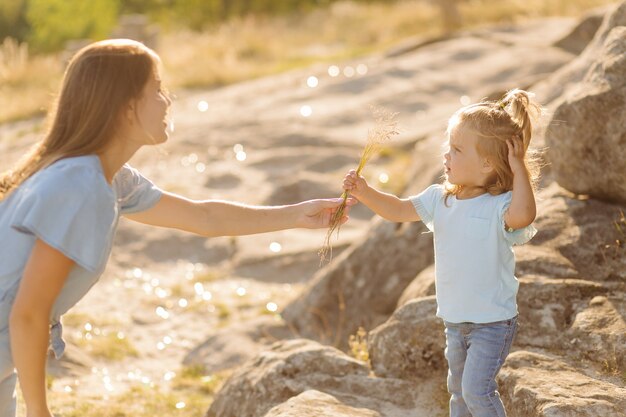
[410, 184, 536, 323]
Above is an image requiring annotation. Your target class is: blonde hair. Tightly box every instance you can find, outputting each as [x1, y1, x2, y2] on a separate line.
[0, 39, 160, 201]
[443, 89, 543, 201]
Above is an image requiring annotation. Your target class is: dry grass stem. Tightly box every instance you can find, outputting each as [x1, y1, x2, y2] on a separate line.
[318, 106, 399, 264]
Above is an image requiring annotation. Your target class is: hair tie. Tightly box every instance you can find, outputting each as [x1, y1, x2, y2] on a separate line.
[498, 101, 506, 110]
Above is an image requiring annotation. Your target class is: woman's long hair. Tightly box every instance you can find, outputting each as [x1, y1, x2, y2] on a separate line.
[0, 39, 159, 201]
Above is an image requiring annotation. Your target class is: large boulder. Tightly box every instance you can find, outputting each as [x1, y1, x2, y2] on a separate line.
[567, 295, 626, 372]
[368, 296, 445, 381]
[514, 275, 608, 349]
[499, 351, 626, 417]
[183, 316, 294, 374]
[515, 182, 626, 283]
[281, 135, 443, 350]
[281, 218, 434, 350]
[396, 264, 436, 308]
[262, 390, 381, 417]
[553, 6, 607, 55]
[206, 339, 418, 417]
[538, 2, 626, 203]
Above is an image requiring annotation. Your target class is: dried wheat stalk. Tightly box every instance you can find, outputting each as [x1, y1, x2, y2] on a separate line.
[318, 106, 399, 264]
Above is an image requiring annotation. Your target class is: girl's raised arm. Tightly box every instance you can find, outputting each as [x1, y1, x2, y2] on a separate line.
[503, 136, 536, 230]
[10, 240, 74, 417]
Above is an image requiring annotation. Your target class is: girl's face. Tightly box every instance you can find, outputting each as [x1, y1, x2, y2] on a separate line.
[128, 70, 172, 146]
[443, 125, 491, 188]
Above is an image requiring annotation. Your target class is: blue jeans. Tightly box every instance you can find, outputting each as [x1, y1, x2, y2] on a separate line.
[0, 330, 16, 417]
[443, 316, 518, 417]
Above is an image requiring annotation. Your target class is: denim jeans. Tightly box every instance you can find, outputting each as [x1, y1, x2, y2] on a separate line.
[443, 316, 518, 417]
[0, 330, 15, 417]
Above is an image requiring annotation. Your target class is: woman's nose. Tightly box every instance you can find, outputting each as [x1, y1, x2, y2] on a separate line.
[444, 152, 450, 161]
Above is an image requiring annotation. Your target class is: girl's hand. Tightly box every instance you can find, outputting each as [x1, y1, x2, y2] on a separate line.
[297, 198, 357, 229]
[342, 169, 369, 198]
[507, 135, 527, 176]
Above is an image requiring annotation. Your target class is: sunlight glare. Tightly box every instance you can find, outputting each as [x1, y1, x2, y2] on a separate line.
[197, 100, 209, 112]
[328, 65, 340, 77]
[300, 105, 312, 117]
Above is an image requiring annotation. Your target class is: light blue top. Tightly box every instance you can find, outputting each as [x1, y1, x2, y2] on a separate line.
[410, 184, 536, 323]
[0, 155, 162, 364]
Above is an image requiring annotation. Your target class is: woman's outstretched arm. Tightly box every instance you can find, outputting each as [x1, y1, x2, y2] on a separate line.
[10, 240, 74, 417]
[124, 192, 356, 237]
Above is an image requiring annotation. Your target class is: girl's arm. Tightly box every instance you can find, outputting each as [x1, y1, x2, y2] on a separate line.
[10, 240, 74, 417]
[504, 137, 537, 230]
[343, 169, 421, 223]
[124, 193, 356, 237]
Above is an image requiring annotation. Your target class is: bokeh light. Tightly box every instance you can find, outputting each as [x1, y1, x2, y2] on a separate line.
[300, 105, 312, 117]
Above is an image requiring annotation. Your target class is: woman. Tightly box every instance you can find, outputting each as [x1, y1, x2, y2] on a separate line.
[0, 39, 353, 417]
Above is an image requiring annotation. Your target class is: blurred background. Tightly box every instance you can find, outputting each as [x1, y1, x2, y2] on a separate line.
[0, 0, 616, 124]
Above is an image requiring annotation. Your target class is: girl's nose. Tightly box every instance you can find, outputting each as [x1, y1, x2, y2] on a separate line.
[444, 152, 450, 161]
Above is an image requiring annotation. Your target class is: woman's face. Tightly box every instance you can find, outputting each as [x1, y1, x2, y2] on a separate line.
[129, 69, 172, 146]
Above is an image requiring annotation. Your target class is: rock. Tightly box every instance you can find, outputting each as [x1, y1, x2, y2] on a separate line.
[368, 296, 446, 380]
[567, 295, 626, 371]
[533, 1, 626, 105]
[206, 338, 417, 417]
[396, 264, 436, 308]
[523, 183, 626, 283]
[281, 218, 434, 349]
[264, 176, 337, 206]
[183, 316, 295, 374]
[281, 135, 443, 350]
[515, 275, 608, 349]
[538, 2, 626, 203]
[262, 390, 381, 417]
[499, 351, 626, 417]
[553, 6, 607, 54]
[514, 245, 578, 278]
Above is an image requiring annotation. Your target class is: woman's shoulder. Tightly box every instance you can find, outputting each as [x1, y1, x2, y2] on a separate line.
[31, 155, 112, 197]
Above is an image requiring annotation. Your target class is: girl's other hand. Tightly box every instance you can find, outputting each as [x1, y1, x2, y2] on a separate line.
[342, 169, 368, 198]
[298, 197, 357, 229]
[506, 135, 526, 175]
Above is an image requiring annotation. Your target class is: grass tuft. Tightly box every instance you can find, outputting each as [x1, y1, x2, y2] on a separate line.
[319, 106, 399, 264]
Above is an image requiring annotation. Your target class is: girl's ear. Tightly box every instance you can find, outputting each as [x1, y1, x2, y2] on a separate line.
[481, 158, 494, 174]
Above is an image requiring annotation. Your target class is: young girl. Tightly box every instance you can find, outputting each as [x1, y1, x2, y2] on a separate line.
[0, 39, 354, 417]
[343, 89, 540, 417]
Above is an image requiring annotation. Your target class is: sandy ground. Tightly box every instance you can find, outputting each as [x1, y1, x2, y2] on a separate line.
[0, 16, 580, 415]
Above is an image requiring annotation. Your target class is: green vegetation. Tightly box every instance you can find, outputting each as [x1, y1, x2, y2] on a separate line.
[0, 0, 618, 123]
[51, 384, 211, 417]
[43, 367, 230, 417]
[79, 331, 139, 361]
[348, 326, 370, 364]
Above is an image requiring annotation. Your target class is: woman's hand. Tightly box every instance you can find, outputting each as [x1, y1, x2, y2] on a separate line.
[342, 169, 369, 199]
[296, 197, 357, 229]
